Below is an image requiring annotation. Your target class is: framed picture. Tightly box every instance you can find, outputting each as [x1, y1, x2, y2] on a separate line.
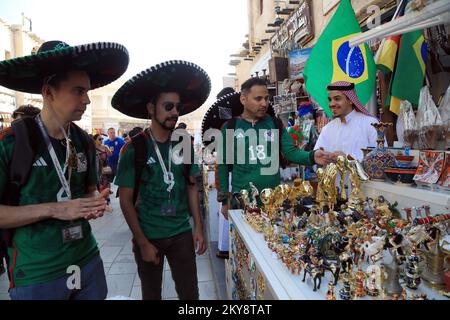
[288, 48, 313, 79]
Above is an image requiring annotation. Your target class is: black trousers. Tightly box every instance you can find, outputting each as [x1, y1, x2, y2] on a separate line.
[133, 230, 199, 300]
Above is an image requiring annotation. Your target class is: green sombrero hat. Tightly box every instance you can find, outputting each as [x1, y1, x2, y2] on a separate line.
[112, 60, 211, 119]
[0, 40, 129, 93]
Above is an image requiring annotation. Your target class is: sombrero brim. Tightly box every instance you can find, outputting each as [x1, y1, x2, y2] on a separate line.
[201, 91, 275, 144]
[112, 60, 211, 119]
[0, 42, 129, 94]
[201, 92, 243, 139]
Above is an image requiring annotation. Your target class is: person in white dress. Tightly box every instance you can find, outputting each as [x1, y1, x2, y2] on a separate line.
[314, 81, 379, 161]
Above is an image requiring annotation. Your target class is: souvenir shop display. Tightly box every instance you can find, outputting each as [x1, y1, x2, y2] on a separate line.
[416, 86, 445, 150]
[226, 152, 450, 300]
[363, 122, 396, 181]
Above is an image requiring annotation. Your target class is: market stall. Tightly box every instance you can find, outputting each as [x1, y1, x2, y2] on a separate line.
[225, 174, 450, 300]
[224, 152, 449, 300]
[227, 207, 449, 300]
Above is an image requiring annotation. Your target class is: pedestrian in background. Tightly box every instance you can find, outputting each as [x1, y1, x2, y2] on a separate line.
[104, 127, 125, 182]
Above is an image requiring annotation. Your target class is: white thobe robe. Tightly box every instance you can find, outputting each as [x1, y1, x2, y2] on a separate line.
[314, 110, 379, 161]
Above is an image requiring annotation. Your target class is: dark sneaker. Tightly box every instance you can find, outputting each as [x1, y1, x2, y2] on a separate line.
[216, 251, 229, 259]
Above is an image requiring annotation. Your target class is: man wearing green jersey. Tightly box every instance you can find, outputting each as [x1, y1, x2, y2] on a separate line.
[112, 60, 210, 300]
[216, 77, 334, 219]
[0, 40, 129, 299]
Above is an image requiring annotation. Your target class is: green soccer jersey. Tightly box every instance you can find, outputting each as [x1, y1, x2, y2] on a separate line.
[0, 125, 99, 287]
[217, 116, 315, 201]
[115, 135, 200, 240]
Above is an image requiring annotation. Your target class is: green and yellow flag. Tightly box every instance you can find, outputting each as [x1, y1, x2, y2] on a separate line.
[388, 30, 427, 115]
[304, 0, 376, 118]
[376, 35, 401, 74]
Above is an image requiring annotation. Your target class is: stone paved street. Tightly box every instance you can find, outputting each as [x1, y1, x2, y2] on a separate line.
[0, 184, 223, 300]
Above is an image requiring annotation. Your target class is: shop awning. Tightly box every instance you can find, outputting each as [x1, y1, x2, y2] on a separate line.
[350, 0, 450, 47]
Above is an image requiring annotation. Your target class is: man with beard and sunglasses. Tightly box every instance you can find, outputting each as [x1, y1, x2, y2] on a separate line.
[112, 61, 210, 300]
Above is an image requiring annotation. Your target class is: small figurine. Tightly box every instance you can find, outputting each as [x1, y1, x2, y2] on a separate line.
[326, 281, 336, 300]
[409, 293, 428, 300]
[382, 250, 403, 297]
[248, 182, 259, 210]
[405, 244, 421, 290]
[316, 168, 327, 210]
[339, 273, 353, 300]
[363, 198, 375, 220]
[333, 236, 354, 274]
[345, 158, 367, 208]
[322, 163, 338, 211]
[401, 288, 408, 300]
[366, 265, 381, 297]
[335, 155, 347, 201]
[301, 252, 325, 291]
[323, 259, 340, 285]
[354, 264, 367, 298]
[237, 189, 250, 210]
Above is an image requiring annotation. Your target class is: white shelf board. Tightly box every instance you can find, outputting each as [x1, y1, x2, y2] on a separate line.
[362, 181, 450, 213]
[229, 209, 447, 300]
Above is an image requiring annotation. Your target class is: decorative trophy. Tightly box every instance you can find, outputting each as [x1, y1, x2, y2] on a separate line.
[382, 250, 403, 296]
[421, 226, 449, 288]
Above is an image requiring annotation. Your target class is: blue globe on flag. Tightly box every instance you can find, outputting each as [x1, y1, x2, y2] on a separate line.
[336, 41, 365, 79]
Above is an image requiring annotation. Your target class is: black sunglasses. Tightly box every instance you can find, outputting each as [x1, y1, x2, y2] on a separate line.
[163, 102, 183, 113]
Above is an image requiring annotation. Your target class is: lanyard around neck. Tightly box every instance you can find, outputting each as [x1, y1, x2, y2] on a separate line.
[148, 130, 174, 193]
[36, 115, 72, 200]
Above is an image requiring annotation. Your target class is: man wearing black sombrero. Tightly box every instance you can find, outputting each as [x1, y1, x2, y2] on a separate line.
[113, 60, 209, 300]
[0, 40, 129, 300]
[202, 77, 334, 221]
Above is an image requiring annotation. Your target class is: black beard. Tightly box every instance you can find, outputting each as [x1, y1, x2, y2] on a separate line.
[156, 117, 178, 131]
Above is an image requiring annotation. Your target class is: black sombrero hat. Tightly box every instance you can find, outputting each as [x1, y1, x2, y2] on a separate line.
[0, 40, 129, 94]
[112, 60, 211, 119]
[201, 91, 276, 145]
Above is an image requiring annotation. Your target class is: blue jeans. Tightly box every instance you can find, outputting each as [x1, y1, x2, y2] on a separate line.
[9, 254, 107, 300]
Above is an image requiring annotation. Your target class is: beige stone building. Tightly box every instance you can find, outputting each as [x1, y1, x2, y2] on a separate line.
[232, 0, 398, 88]
[0, 17, 45, 127]
[0, 16, 95, 130]
[89, 82, 148, 136]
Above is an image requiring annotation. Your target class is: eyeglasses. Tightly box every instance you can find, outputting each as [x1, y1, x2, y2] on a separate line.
[163, 102, 183, 113]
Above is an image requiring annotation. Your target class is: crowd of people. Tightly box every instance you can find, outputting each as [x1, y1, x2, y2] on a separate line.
[0, 37, 380, 301]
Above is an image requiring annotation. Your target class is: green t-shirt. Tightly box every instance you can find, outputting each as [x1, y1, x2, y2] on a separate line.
[0, 125, 99, 287]
[115, 136, 200, 240]
[217, 116, 314, 200]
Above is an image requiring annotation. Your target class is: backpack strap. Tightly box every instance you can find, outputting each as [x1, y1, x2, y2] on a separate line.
[1, 118, 41, 259]
[71, 122, 95, 194]
[4, 118, 41, 206]
[225, 118, 237, 173]
[132, 130, 149, 205]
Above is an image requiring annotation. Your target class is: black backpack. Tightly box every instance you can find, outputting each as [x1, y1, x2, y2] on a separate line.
[131, 129, 193, 205]
[0, 117, 94, 266]
[225, 115, 288, 172]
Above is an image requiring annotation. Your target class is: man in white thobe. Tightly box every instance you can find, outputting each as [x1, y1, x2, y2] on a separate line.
[314, 81, 379, 161]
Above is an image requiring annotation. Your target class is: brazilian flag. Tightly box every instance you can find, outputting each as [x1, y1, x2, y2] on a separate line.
[388, 30, 427, 115]
[304, 0, 376, 118]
